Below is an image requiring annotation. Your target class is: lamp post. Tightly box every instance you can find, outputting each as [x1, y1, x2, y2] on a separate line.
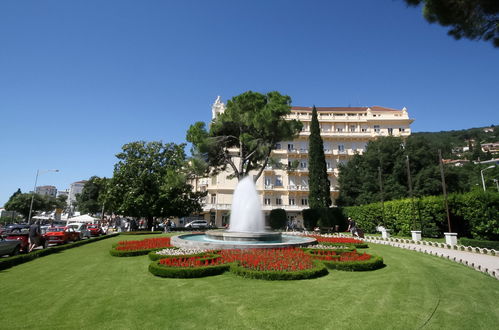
[480, 165, 496, 191]
[27, 169, 60, 224]
[493, 179, 499, 192]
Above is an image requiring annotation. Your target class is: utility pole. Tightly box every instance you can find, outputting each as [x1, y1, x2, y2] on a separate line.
[438, 150, 452, 233]
[406, 155, 417, 230]
[378, 166, 385, 226]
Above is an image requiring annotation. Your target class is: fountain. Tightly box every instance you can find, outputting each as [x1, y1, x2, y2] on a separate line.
[171, 177, 316, 249]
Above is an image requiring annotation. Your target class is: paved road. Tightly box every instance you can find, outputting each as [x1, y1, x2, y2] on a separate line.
[363, 237, 499, 280]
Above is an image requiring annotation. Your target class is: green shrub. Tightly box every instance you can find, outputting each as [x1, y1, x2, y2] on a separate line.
[0, 234, 118, 271]
[229, 259, 328, 280]
[148, 260, 230, 278]
[110, 246, 175, 257]
[120, 231, 163, 235]
[269, 208, 287, 230]
[302, 207, 347, 230]
[343, 191, 498, 240]
[148, 250, 210, 261]
[322, 255, 384, 271]
[459, 238, 499, 250]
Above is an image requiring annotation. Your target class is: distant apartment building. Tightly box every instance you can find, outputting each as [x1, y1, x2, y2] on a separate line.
[193, 97, 414, 227]
[57, 189, 69, 198]
[35, 185, 57, 197]
[68, 180, 87, 206]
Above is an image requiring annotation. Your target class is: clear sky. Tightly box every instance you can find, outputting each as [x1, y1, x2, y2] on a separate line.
[1, 0, 498, 206]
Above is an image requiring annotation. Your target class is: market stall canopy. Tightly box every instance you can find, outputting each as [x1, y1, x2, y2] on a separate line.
[66, 214, 98, 224]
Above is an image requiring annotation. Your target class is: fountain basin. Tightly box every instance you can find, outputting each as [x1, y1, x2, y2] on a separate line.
[171, 232, 317, 250]
[206, 230, 282, 242]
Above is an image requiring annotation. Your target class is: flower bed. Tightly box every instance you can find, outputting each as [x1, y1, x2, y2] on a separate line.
[307, 236, 369, 248]
[148, 253, 230, 278]
[110, 237, 174, 257]
[321, 251, 384, 271]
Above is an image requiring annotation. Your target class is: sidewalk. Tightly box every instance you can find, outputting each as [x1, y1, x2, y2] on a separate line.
[363, 237, 499, 280]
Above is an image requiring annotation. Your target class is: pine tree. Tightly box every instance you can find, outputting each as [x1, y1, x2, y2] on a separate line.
[308, 106, 331, 209]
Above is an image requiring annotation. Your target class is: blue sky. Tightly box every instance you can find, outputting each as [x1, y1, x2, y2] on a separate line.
[1, 0, 498, 206]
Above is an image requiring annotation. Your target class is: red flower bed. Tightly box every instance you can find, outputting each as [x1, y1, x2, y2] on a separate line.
[159, 255, 222, 267]
[220, 248, 314, 271]
[116, 237, 172, 251]
[308, 236, 363, 244]
[338, 251, 372, 261]
[306, 249, 339, 261]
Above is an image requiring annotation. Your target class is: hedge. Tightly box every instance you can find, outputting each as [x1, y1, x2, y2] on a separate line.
[319, 242, 369, 249]
[229, 259, 328, 280]
[343, 191, 498, 240]
[302, 207, 347, 231]
[148, 250, 208, 261]
[459, 238, 499, 250]
[120, 231, 163, 235]
[322, 255, 384, 271]
[0, 233, 118, 271]
[110, 246, 176, 257]
[148, 259, 230, 278]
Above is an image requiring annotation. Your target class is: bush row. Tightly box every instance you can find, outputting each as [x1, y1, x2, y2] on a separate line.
[148, 250, 207, 261]
[120, 231, 163, 235]
[0, 234, 118, 271]
[459, 238, 499, 250]
[319, 242, 369, 249]
[343, 191, 498, 240]
[148, 260, 230, 278]
[110, 246, 176, 257]
[322, 255, 384, 271]
[229, 259, 328, 280]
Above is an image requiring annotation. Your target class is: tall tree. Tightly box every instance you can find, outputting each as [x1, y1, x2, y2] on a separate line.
[405, 0, 499, 47]
[4, 192, 55, 220]
[76, 176, 107, 215]
[308, 106, 331, 209]
[109, 141, 206, 229]
[186, 91, 303, 181]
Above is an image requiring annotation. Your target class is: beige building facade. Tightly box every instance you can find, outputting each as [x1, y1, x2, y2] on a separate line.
[196, 97, 414, 228]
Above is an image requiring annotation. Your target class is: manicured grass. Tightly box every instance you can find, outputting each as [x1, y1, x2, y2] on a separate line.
[1, 234, 498, 329]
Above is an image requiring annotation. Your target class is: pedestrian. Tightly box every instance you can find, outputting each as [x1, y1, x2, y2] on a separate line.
[28, 220, 42, 252]
[347, 217, 359, 237]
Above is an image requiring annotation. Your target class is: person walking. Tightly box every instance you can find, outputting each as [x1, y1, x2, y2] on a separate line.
[28, 220, 42, 252]
[347, 217, 359, 237]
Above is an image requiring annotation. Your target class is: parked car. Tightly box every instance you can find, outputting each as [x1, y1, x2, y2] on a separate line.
[43, 227, 80, 245]
[184, 220, 209, 229]
[4, 232, 47, 252]
[0, 237, 22, 256]
[4, 224, 30, 233]
[67, 222, 91, 239]
[87, 224, 103, 237]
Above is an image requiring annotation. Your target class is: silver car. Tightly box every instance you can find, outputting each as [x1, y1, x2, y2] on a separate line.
[184, 220, 209, 229]
[0, 237, 22, 256]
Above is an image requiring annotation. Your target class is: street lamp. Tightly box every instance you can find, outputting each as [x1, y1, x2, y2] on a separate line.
[27, 169, 60, 224]
[480, 165, 496, 191]
[493, 179, 499, 192]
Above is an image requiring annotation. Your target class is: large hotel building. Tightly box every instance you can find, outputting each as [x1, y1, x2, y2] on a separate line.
[195, 97, 414, 228]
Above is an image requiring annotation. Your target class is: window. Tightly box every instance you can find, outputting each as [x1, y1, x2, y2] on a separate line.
[275, 175, 283, 186]
[264, 177, 271, 186]
[211, 176, 217, 185]
[300, 161, 307, 169]
[275, 143, 281, 149]
[374, 125, 380, 133]
[288, 143, 294, 151]
[289, 198, 295, 205]
[399, 127, 406, 132]
[361, 128, 367, 132]
[276, 198, 282, 205]
[326, 161, 331, 169]
[388, 128, 393, 135]
[264, 198, 271, 205]
[349, 125, 356, 132]
[336, 128, 343, 132]
[301, 198, 308, 206]
[338, 144, 345, 153]
[210, 194, 216, 204]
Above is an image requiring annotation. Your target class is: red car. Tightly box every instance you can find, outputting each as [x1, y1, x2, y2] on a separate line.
[87, 224, 103, 237]
[43, 226, 80, 245]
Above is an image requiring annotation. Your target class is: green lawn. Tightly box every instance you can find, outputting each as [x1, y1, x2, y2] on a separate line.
[1, 234, 498, 330]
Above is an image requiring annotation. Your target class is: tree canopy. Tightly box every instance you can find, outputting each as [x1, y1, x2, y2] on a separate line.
[76, 176, 109, 215]
[336, 135, 498, 206]
[308, 106, 331, 209]
[109, 141, 206, 228]
[405, 0, 499, 47]
[186, 91, 303, 181]
[4, 190, 64, 220]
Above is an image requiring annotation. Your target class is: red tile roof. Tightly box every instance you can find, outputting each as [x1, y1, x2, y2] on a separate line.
[291, 106, 401, 112]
